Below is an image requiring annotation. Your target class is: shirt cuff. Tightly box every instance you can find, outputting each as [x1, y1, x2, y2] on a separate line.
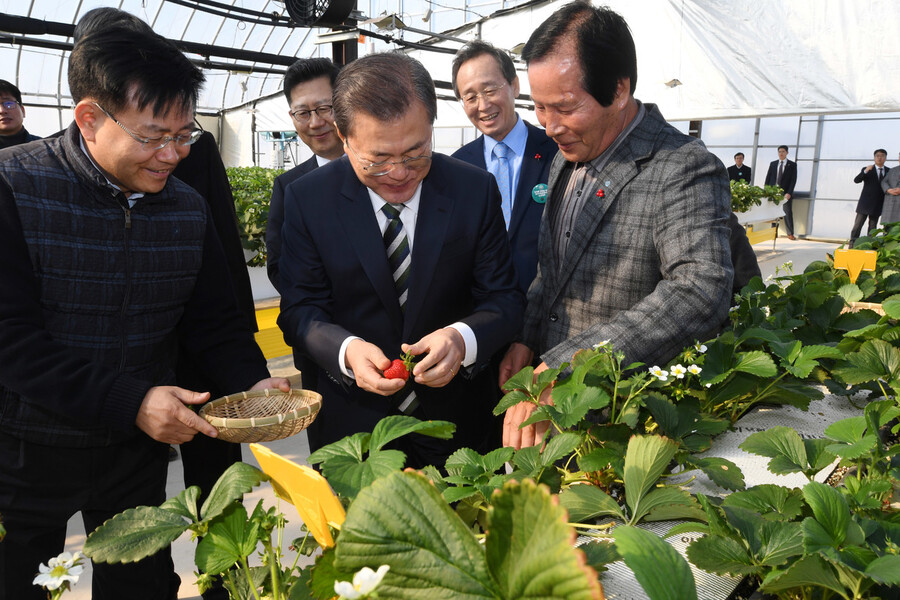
[447, 323, 477, 367]
[339, 336, 362, 379]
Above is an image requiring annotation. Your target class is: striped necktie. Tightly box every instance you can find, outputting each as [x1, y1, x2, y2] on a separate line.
[381, 203, 410, 310]
[381, 203, 419, 414]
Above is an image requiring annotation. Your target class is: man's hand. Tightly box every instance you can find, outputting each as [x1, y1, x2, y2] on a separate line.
[784, 193, 792, 201]
[888, 187, 900, 196]
[503, 362, 553, 450]
[499, 342, 534, 388]
[249, 377, 292, 393]
[865, 164, 874, 173]
[136, 386, 218, 444]
[346, 339, 406, 396]
[403, 328, 465, 388]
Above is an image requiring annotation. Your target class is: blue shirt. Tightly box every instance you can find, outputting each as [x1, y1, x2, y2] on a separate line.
[483, 116, 527, 223]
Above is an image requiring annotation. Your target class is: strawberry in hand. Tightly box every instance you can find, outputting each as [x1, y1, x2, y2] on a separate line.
[383, 350, 417, 380]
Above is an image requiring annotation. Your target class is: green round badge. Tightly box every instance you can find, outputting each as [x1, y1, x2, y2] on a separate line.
[532, 183, 549, 204]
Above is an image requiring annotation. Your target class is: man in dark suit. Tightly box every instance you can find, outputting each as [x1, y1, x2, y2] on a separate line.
[727, 152, 751, 183]
[849, 148, 889, 247]
[450, 41, 557, 293]
[500, 2, 733, 449]
[278, 53, 525, 468]
[266, 58, 344, 392]
[765, 144, 798, 239]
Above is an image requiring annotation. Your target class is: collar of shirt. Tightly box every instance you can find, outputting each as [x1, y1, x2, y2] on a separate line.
[315, 154, 337, 168]
[368, 182, 423, 251]
[79, 134, 145, 207]
[483, 115, 527, 161]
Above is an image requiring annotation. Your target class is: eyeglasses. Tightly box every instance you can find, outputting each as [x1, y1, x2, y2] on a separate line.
[345, 139, 432, 177]
[460, 82, 508, 107]
[290, 105, 334, 122]
[0, 100, 20, 110]
[92, 102, 202, 152]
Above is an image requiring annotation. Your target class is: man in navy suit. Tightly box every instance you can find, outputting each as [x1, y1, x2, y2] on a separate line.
[267, 58, 344, 392]
[849, 148, 889, 247]
[278, 53, 525, 467]
[765, 145, 798, 239]
[450, 41, 557, 294]
[727, 152, 751, 183]
[267, 58, 344, 290]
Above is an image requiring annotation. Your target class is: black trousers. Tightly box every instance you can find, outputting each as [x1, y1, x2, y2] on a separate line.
[849, 212, 879, 248]
[782, 197, 795, 235]
[0, 432, 176, 600]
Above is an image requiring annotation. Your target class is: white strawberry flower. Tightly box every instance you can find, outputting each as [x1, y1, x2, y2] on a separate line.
[33, 551, 83, 591]
[688, 364, 702, 375]
[593, 339, 611, 349]
[335, 565, 390, 599]
[694, 342, 707, 353]
[670, 364, 687, 379]
[649, 366, 668, 381]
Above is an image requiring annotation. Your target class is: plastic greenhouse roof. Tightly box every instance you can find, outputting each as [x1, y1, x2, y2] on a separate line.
[0, 0, 531, 114]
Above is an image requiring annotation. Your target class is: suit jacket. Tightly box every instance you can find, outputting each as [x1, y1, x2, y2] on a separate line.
[882, 167, 900, 224]
[727, 164, 751, 183]
[278, 154, 525, 465]
[452, 121, 557, 293]
[521, 103, 733, 368]
[854, 165, 890, 216]
[765, 158, 797, 196]
[267, 155, 320, 290]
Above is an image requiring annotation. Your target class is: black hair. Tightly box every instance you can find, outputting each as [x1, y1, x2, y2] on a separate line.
[283, 58, 341, 105]
[734, 152, 744, 159]
[68, 26, 204, 118]
[778, 145, 789, 152]
[0, 80, 23, 104]
[73, 7, 154, 42]
[450, 40, 517, 98]
[875, 149, 888, 156]
[522, 1, 636, 107]
[333, 52, 436, 138]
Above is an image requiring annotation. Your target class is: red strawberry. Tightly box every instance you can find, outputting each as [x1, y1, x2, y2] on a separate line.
[383, 359, 409, 380]
[383, 350, 417, 380]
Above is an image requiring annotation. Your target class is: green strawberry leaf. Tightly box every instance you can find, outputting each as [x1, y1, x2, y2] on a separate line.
[83, 505, 190, 564]
[558, 484, 625, 523]
[759, 555, 845, 596]
[722, 484, 804, 521]
[486, 479, 604, 599]
[686, 534, 758, 576]
[160, 485, 201, 522]
[613, 525, 698, 600]
[195, 502, 259, 575]
[688, 456, 745, 491]
[733, 350, 778, 377]
[317, 449, 407, 500]
[739, 426, 808, 475]
[200, 462, 268, 522]
[623, 435, 678, 519]
[369, 415, 455, 451]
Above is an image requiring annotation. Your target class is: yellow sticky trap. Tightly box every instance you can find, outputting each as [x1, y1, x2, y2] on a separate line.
[250, 443, 345, 548]
[834, 249, 877, 284]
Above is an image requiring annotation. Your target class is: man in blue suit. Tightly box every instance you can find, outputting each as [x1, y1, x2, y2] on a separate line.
[267, 58, 344, 393]
[278, 53, 525, 468]
[451, 41, 557, 294]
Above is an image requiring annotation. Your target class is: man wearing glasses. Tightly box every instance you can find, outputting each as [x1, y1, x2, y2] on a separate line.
[278, 52, 524, 468]
[451, 41, 557, 294]
[0, 80, 41, 149]
[267, 58, 344, 395]
[266, 57, 344, 293]
[0, 26, 286, 599]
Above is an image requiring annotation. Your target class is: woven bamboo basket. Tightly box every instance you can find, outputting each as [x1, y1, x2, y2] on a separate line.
[200, 388, 322, 443]
[841, 301, 886, 316]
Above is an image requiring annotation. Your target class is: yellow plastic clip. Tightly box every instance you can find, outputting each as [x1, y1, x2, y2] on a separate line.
[250, 443, 345, 548]
[833, 249, 877, 284]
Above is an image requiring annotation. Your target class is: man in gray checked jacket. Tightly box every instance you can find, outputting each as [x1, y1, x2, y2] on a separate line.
[501, 1, 733, 449]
